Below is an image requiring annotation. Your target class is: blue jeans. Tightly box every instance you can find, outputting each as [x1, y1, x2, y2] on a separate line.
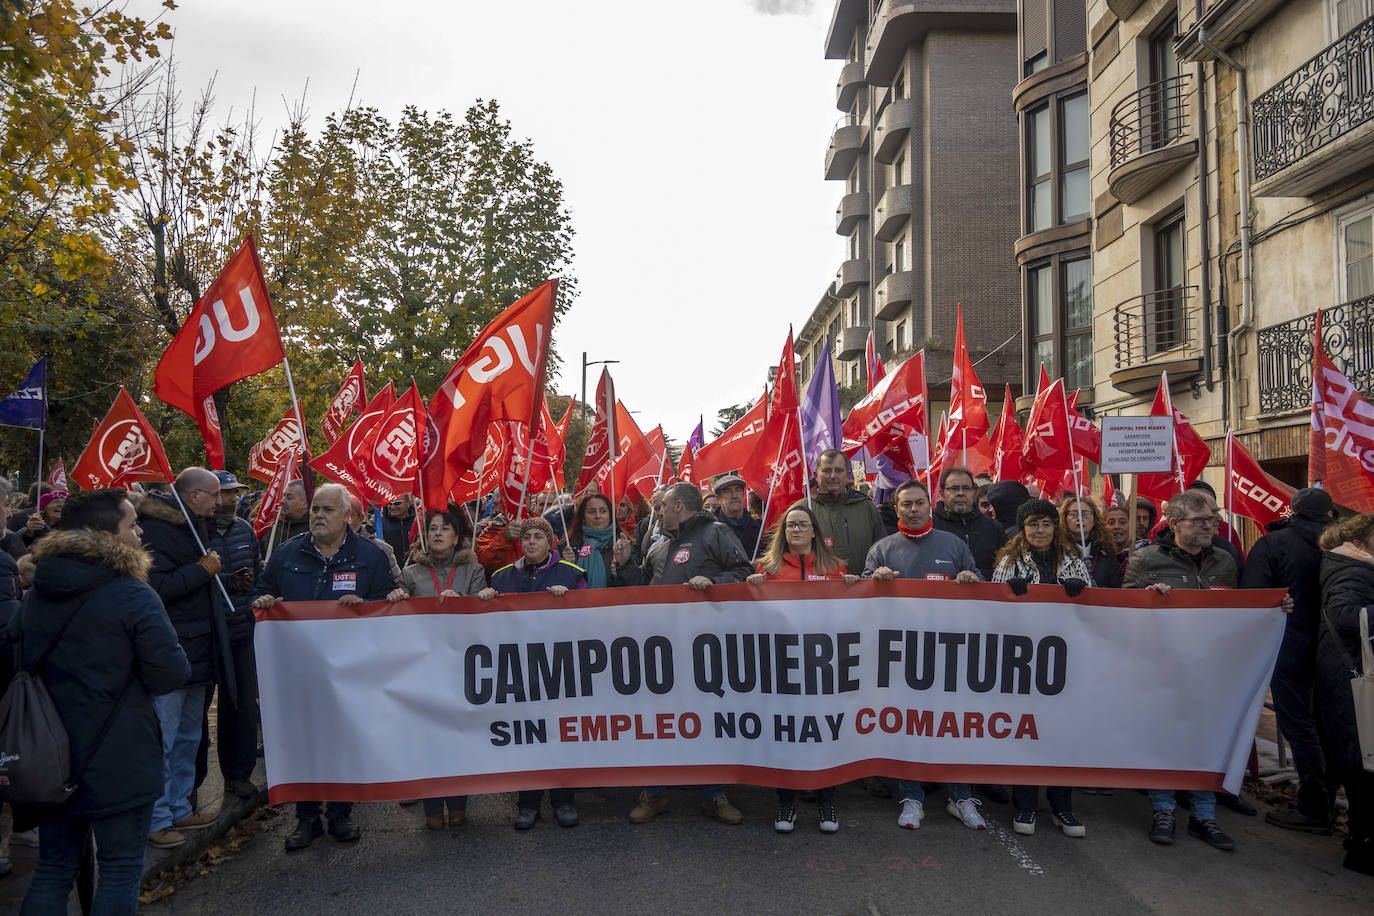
[1148, 789, 1216, 820]
[22, 802, 153, 916]
[896, 781, 971, 804]
[152, 686, 207, 831]
[645, 784, 724, 800]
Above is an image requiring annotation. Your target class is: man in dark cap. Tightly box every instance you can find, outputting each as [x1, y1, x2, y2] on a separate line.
[711, 474, 761, 560]
[1242, 487, 1337, 835]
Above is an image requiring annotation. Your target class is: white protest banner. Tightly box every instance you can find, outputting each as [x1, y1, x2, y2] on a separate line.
[1100, 415, 1176, 473]
[254, 581, 1285, 803]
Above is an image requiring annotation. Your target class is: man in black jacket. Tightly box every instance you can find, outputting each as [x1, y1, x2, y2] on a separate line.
[1242, 488, 1336, 835]
[139, 468, 223, 849]
[932, 466, 1007, 580]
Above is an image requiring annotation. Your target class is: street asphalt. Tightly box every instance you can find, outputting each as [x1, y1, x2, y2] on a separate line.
[122, 782, 1371, 915]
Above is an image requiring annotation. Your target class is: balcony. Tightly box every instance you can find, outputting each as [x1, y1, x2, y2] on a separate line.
[875, 269, 916, 320]
[864, 0, 1015, 86]
[874, 97, 915, 163]
[1256, 296, 1374, 414]
[825, 118, 869, 180]
[1251, 16, 1374, 198]
[875, 183, 913, 241]
[835, 190, 869, 235]
[1106, 286, 1204, 395]
[836, 326, 868, 360]
[834, 258, 869, 297]
[836, 60, 866, 110]
[1107, 75, 1197, 204]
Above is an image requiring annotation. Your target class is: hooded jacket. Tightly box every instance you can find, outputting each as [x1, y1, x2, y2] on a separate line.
[1317, 547, 1374, 678]
[401, 547, 486, 598]
[17, 529, 189, 818]
[625, 511, 754, 587]
[1241, 513, 1327, 674]
[797, 488, 887, 575]
[1123, 527, 1237, 590]
[138, 492, 219, 686]
[986, 481, 1031, 537]
[932, 501, 1007, 580]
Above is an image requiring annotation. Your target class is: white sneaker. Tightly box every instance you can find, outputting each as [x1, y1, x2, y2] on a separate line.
[897, 798, 924, 829]
[947, 797, 987, 830]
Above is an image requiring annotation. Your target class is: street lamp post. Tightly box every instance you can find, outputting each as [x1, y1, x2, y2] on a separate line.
[580, 352, 620, 424]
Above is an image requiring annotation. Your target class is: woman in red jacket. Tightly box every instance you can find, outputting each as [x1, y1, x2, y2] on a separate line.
[747, 505, 857, 834]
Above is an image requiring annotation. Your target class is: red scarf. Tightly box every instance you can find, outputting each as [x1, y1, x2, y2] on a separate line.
[897, 518, 934, 539]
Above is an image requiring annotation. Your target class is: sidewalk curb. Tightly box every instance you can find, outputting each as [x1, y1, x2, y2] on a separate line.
[141, 784, 270, 886]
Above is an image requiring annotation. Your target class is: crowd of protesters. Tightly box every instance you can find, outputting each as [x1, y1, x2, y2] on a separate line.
[1, 446, 1372, 911]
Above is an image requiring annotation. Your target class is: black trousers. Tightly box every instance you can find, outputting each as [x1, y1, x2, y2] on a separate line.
[1013, 785, 1073, 814]
[194, 632, 260, 790]
[1270, 665, 1331, 818]
[296, 801, 352, 821]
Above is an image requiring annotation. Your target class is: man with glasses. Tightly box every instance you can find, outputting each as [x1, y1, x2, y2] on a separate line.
[932, 466, 1007, 581]
[138, 468, 224, 848]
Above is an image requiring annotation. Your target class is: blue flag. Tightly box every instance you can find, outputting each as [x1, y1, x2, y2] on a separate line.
[0, 358, 46, 430]
[799, 337, 841, 468]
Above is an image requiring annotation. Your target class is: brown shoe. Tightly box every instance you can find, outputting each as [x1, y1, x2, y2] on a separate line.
[702, 794, 743, 825]
[448, 810, 466, 828]
[149, 829, 187, 849]
[629, 791, 670, 824]
[174, 811, 217, 831]
[425, 814, 445, 831]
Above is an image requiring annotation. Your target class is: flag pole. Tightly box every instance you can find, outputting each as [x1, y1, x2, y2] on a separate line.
[168, 483, 239, 706]
[1225, 431, 1235, 540]
[1059, 382, 1087, 554]
[280, 353, 314, 501]
[754, 413, 791, 559]
[35, 428, 43, 498]
[1127, 477, 1141, 563]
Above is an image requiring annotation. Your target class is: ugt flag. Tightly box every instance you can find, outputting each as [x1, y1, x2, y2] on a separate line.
[0, 358, 46, 429]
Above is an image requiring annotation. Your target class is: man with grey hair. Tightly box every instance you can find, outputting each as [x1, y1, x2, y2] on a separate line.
[254, 483, 398, 851]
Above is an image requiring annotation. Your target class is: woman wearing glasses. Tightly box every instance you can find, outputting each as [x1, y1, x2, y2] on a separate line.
[747, 506, 858, 834]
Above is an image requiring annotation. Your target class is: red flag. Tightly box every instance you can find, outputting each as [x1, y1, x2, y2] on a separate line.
[1309, 310, 1374, 511]
[72, 387, 175, 489]
[451, 421, 510, 505]
[362, 381, 428, 504]
[1065, 391, 1102, 462]
[990, 384, 1026, 482]
[247, 403, 306, 483]
[1226, 432, 1296, 528]
[865, 331, 885, 392]
[1103, 472, 1119, 508]
[948, 305, 990, 443]
[575, 370, 615, 495]
[1137, 374, 1211, 503]
[153, 236, 286, 469]
[629, 425, 671, 496]
[1021, 377, 1074, 474]
[597, 401, 654, 508]
[695, 388, 770, 480]
[309, 382, 396, 498]
[253, 444, 301, 540]
[47, 459, 66, 491]
[323, 358, 367, 444]
[743, 333, 807, 517]
[677, 444, 695, 483]
[495, 422, 538, 520]
[428, 280, 556, 500]
[535, 398, 569, 492]
[843, 350, 929, 462]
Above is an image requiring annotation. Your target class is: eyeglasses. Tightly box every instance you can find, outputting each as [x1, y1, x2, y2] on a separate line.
[192, 488, 221, 498]
[1179, 516, 1219, 528]
[943, 485, 975, 493]
[784, 521, 813, 530]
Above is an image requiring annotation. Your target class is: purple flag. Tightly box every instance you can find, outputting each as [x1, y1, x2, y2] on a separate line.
[687, 415, 704, 452]
[800, 336, 841, 467]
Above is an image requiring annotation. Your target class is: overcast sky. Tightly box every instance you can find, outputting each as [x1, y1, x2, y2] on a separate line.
[150, 0, 841, 442]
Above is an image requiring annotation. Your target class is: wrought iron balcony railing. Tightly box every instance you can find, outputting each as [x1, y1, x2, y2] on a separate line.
[1252, 15, 1374, 184]
[1109, 75, 1193, 171]
[1256, 295, 1374, 413]
[1111, 286, 1198, 370]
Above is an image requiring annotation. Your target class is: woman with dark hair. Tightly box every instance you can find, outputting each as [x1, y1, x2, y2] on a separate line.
[1317, 513, 1374, 876]
[561, 493, 635, 588]
[747, 505, 858, 835]
[399, 510, 486, 831]
[1060, 495, 1122, 588]
[992, 499, 1091, 840]
[17, 489, 189, 913]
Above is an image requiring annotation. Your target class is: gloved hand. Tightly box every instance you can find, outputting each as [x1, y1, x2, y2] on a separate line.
[1061, 578, 1087, 597]
[229, 567, 254, 593]
[196, 551, 222, 576]
[1006, 577, 1029, 596]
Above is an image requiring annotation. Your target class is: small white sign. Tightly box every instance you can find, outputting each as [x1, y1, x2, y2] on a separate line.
[1100, 416, 1175, 473]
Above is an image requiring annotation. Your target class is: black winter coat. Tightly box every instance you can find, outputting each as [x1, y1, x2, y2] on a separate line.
[0, 548, 21, 636]
[624, 511, 753, 586]
[1085, 542, 1123, 589]
[17, 529, 189, 818]
[207, 513, 262, 646]
[1241, 516, 1325, 675]
[932, 502, 1007, 581]
[1317, 549, 1374, 679]
[138, 492, 218, 687]
[713, 509, 761, 561]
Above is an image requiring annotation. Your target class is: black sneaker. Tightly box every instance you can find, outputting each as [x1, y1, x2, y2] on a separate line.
[514, 808, 539, 830]
[1264, 806, 1331, 835]
[818, 802, 839, 834]
[1188, 817, 1236, 851]
[1051, 810, 1086, 838]
[774, 801, 797, 834]
[285, 817, 324, 851]
[1149, 810, 1175, 845]
[1013, 810, 1037, 835]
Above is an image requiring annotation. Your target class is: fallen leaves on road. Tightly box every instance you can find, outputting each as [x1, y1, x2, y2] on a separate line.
[139, 806, 278, 905]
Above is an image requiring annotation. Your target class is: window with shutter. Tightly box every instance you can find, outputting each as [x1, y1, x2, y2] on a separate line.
[1053, 0, 1087, 62]
[1023, 0, 1048, 68]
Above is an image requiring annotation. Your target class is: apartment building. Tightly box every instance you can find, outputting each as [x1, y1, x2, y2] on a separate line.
[799, 0, 1024, 414]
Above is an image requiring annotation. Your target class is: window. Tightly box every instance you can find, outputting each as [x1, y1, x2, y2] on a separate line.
[896, 321, 906, 353]
[1334, 0, 1371, 37]
[1060, 93, 1090, 222]
[1339, 204, 1374, 300]
[894, 69, 906, 100]
[849, 233, 859, 261]
[1150, 210, 1186, 354]
[1025, 250, 1094, 390]
[894, 234, 906, 273]
[1149, 17, 1183, 147]
[894, 151, 906, 187]
[848, 167, 859, 194]
[1028, 104, 1052, 231]
[1025, 52, 1049, 77]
